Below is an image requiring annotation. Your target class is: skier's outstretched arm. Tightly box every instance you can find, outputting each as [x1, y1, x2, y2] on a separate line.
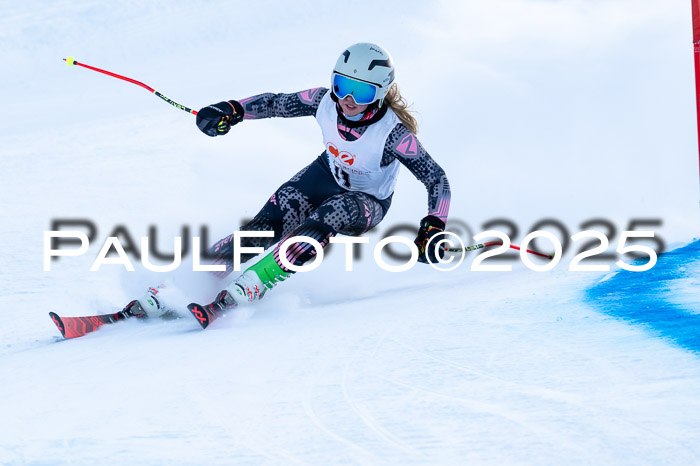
[384, 124, 452, 263]
[237, 88, 329, 119]
[195, 88, 329, 137]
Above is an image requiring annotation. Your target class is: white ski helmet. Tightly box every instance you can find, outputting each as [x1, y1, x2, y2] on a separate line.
[331, 42, 395, 107]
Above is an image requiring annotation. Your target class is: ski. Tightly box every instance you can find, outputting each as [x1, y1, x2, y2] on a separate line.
[187, 302, 221, 330]
[49, 308, 142, 339]
[187, 289, 239, 330]
[50, 290, 231, 338]
[49, 298, 149, 339]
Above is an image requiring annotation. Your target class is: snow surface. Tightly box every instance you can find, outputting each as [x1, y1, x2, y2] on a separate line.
[2, 1, 700, 464]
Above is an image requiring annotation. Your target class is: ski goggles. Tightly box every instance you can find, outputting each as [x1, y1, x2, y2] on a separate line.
[332, 73, 380, 105]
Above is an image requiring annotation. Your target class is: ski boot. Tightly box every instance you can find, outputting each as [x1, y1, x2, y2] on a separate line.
[226, 251, 292, 304]
[123, 286, 179, 320]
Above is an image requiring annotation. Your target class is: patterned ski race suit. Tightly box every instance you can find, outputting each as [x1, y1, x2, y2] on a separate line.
[208, 87, 451, 276]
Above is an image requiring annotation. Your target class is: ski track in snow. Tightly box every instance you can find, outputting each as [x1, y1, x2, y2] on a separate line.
[3, 261, 700, 464]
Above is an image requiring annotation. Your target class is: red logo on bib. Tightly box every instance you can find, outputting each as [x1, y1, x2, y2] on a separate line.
[327, 142, 355, 166]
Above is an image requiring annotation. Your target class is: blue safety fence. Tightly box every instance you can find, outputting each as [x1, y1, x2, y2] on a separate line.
[586, 239, 700, 353]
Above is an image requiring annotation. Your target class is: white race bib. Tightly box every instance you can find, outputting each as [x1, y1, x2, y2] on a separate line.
[315, 92, 400, 199]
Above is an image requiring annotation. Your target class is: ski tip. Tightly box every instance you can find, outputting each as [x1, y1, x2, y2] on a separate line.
[48, 312, 66, 338]
[187, 303, 210, 329]
[64, 56, 75, 66]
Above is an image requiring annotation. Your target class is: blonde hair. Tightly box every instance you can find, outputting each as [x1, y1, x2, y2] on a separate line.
[384, 84, 418, 135]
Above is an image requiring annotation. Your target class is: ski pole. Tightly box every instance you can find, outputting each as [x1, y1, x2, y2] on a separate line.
[446, 241, 554, 260]
[63, 57, 198, 115]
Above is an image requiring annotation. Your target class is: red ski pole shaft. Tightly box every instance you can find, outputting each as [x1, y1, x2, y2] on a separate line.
[506, 243, 553, 260]
[63, 57, 198, 115]
[446, 241, 554, 261]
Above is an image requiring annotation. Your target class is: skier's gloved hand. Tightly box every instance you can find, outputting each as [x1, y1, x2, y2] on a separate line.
[196, 100, 244, 137]
[414, 215, 447, 264]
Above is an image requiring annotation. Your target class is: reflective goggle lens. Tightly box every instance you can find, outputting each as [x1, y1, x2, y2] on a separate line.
[332, 73, 379, 105]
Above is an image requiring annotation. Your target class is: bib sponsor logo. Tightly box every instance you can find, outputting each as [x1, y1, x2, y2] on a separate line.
[327, 142, 356, 166]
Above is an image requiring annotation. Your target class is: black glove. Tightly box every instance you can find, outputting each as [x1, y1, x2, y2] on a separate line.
[414, 215, 446, 264]
[196, 100, 244, 137]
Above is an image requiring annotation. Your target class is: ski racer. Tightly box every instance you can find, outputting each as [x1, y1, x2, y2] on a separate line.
[129, 42, 452, 320]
